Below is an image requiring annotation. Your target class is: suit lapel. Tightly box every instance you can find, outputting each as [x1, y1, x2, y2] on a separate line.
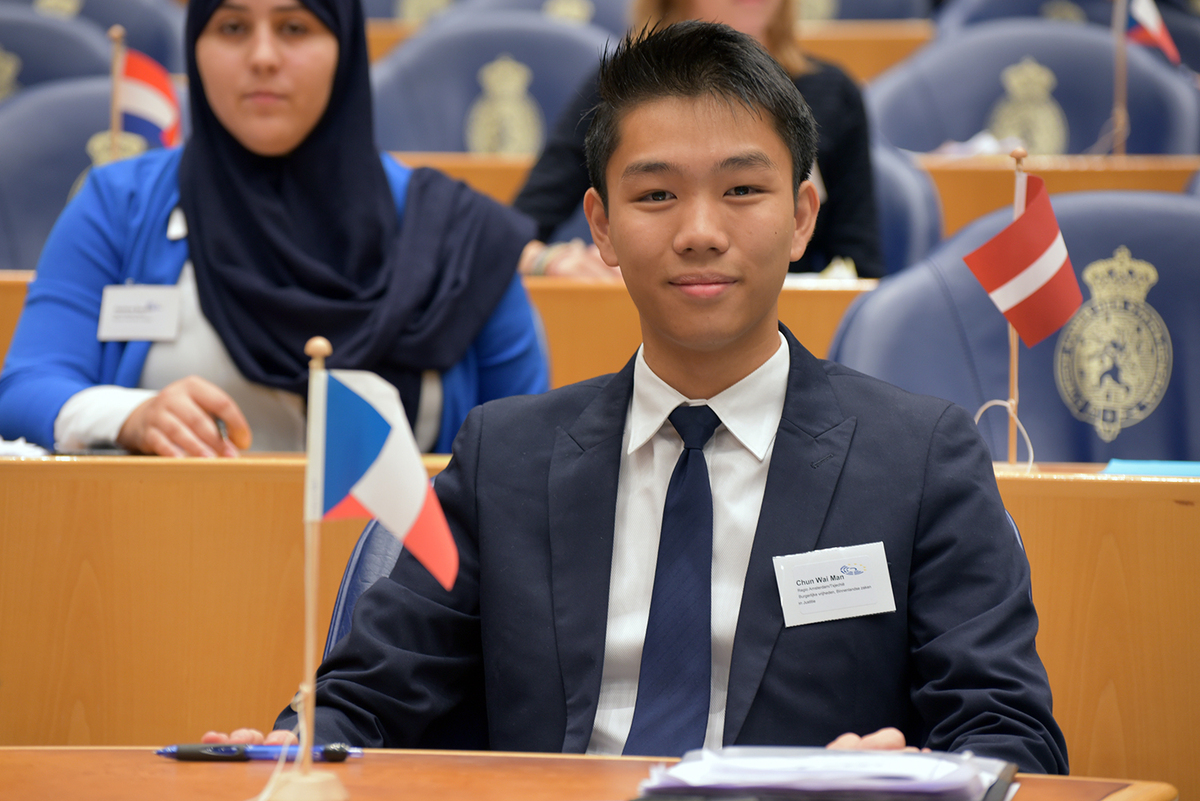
[723, 326, 857, 744]
[548, 359, 636, 752]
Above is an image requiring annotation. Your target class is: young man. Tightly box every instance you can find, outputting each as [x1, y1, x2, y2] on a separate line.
[217, 22, 1067, 773]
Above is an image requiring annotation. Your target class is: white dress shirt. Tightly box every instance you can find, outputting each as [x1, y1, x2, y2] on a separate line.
[587, 331, 790, 754]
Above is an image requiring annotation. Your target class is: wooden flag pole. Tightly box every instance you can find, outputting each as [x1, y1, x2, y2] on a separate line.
[1007, 148, 1028, 466]
[107, 25, 126, 164]
[267, 336, 347, 801]
[1112, 0, 1130, 156]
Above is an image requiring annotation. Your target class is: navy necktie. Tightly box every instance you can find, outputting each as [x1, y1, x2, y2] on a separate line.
[623, 404, 722, 757]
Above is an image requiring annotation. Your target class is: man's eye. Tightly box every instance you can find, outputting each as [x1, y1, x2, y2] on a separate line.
[729, 186, 755, 196]
[644, 190, 671, 202]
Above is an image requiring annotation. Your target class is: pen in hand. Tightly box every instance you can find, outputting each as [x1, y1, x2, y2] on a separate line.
[155, 743, 362, 762]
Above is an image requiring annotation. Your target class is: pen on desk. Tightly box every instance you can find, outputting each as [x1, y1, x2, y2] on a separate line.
[155, 743, 362, 762]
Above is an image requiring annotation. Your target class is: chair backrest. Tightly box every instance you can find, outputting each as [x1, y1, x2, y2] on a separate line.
[324, 519, 403, 657]
[0, 4, 110, 103]
[798, 0, 931, 19]
[866, 19, 1200, 155]
[936, 0, 1112, 33]
[0, 76, 109, 271]
[448, 0, 627, 37]
[828, 190, 1200, 462]
[371, 10, 611, 153]
[2, 0, 185, 72]
[871, 142, 941, 274]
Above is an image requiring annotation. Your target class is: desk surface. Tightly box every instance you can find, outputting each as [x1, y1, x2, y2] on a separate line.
[0, 748, 1179, 801]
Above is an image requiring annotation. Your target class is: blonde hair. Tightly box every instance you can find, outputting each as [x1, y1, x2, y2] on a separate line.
[628, 0, 811, 75]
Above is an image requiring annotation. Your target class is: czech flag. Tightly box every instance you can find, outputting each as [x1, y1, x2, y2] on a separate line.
[963, 174, 1082, 348]
[304, 368, 458, 590]
[120, 49, 181, 147]
[1128, 0, 1180, 66]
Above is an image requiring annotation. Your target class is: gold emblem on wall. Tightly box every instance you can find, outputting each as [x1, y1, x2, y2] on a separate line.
[988, 57, 1068, 156]
[68, 130, 149, 200]
[32, 0, 83, 17]
[542, 0, 594, 25]
[396, 0, 450, 24]
[0, 46, 21, 102]
[795, 0, 838, 21]
[1054, 247, 1172, 443]
[466, 54, 544, 155]
[1039, 1, 1087, 22]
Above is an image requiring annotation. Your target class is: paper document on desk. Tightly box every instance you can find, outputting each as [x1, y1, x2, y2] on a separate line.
[638, 746, 1017, 801]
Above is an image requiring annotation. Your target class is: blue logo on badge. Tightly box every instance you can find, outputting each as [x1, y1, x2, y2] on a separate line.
[840, 564, 864, 576]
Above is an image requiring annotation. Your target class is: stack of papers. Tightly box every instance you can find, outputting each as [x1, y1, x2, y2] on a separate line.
[638, 747, 1017, 801]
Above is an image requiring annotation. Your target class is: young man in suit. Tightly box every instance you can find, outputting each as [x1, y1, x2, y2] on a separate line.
[212, 21, 1067, 773]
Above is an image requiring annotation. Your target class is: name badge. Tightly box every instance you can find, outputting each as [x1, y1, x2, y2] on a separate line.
[97, 284, 181, 342]
[772, 542, 896, 627]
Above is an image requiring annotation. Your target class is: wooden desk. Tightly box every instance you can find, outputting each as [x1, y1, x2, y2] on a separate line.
[0, 455, 445, 748]
[995, 467, 1200, 801]
[395, 152, 533, 204]
[798, 19, 934, 84]
[915, 155, 1200, 237]
[0, 269, 32, 366]
[0, 747, 1180, 801]
[366, 19, 934, 84]
[523, 276, 876, 387]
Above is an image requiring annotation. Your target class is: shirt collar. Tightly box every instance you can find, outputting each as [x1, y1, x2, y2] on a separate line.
[627, 331, 790, 461]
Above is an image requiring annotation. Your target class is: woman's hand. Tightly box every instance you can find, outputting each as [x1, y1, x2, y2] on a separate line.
[117, 376, 252, 457]
[201, 728, 298, 745]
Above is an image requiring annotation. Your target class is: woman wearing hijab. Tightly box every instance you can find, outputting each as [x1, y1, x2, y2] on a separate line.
[515, 0, 883, 278]
[0, 0, 548, 456]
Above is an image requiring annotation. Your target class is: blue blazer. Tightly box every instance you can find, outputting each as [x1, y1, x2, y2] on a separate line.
[293, 326, 1068, 774]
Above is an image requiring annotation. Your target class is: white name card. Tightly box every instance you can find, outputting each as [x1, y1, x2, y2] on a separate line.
[773, 542, 896, 627]
[97, 284, 181, 342]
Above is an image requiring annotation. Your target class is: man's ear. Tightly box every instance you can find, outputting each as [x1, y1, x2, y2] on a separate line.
[790, 180, 820, 263]
[584, 188, 620, 267]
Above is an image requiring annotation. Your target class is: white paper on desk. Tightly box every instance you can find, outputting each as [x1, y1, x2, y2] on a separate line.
[640, 747, 1003, 801]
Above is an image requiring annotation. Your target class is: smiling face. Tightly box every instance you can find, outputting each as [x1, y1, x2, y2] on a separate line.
[584, 94, 817, 395]
[195, 0, 339, 156]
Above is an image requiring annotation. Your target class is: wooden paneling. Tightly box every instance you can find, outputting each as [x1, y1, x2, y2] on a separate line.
[395, 152, 533, 204]
[798, 19, 934, 84]
[916, 155, 1200, 237]
[0, 270, 32, 367]
[996, 467, 1200, 799]
[523, 276, 876, 387]
[0, 455, 444, 747]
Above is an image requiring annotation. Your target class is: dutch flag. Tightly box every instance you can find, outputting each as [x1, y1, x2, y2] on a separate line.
[1128, 0, 1181, 66]
[304, 368, 459, 590]
[120, 49, 181, 147]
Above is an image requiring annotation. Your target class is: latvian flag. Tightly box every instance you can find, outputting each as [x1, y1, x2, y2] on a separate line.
[1128, 0, 1180, 66]
[304, 368, 458, 590]
[120, 49, 181, 147]
[963, 174, 1082, 348]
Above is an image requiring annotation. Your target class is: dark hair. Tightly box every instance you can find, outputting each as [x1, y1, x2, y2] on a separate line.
[584, 21, 818, 207]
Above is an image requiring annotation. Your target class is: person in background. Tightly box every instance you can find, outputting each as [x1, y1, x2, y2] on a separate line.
[0, 0, 547, 456]
[513, 0, 883, 278]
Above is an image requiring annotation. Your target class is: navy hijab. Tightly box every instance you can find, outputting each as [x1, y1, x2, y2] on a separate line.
[178, 0, 531, 418]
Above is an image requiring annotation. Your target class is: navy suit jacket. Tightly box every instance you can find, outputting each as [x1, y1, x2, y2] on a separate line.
[297, 326, 1068, 774]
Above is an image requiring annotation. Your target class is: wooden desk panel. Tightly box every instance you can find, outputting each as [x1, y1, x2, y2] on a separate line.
[0, 270, 32, 367]
[0, 748, 1180, 801]
[995, 468, 1200, 801]
[0, 455, 445, 747]
[523, 276, 876, 387]
[395, 152, 533, 204]
[916, 155, 1200, 236]
[367, 18, 416, 62]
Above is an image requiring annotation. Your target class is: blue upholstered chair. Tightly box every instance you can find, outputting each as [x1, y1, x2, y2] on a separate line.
[0, 4, 110, 103]
[865, 19, 1200, 155]
[871, 142, 941, 274]
[446, 0, 627, 37]
[0, 75, 187, 271]
[828, 190, 1200, 462]
[371, 11, 611, 153]
[798, 0, 931, 19]
[324, 518, 404, 657]
[0, 0, 185, 72]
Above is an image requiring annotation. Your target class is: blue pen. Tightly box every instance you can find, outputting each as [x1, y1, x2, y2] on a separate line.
[155, 743, 362, 762]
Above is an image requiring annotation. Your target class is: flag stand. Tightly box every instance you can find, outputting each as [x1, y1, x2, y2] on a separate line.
[107, 25, 126, 164]
[265, 336, 348, 801]
[1111, 0, 1130, 156]
[1006, 148, 1026, 466]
